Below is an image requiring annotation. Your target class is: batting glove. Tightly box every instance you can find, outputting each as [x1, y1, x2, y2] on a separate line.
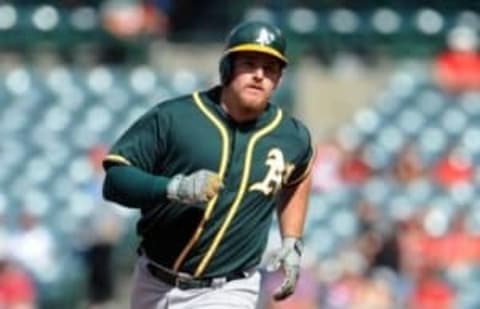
[167, 170, 223, 204]
[266, 237, 303, 301]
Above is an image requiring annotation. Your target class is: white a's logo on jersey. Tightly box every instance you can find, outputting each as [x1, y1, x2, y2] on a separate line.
[249, 148, 295, 196]
[255, 29, 275, 45]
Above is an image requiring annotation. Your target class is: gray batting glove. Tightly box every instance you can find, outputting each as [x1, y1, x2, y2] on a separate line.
[266, 237, 303, 301]
[167, 170, 223, 204]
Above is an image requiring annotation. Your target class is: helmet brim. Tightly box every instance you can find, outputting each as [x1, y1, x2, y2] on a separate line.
[224, 43, 288, 65]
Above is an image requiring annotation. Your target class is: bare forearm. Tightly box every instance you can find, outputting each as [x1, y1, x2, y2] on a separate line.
[277, 173, 312, 238]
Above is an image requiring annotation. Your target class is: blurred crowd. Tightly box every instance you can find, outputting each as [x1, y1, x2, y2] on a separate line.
[0, 144, 132, 309]
[259, 144, 479, 309]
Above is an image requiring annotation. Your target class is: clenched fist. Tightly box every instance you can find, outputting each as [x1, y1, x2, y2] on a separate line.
[167, 170, 223, 204]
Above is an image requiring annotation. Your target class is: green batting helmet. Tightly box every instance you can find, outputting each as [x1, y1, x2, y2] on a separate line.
[220, 21, 288, 85]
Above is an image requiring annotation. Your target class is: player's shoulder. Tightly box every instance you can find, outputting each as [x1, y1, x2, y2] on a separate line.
[137, 93, 198, 123]
[150, 92, 195, 113]
[278, 112, 311, 145]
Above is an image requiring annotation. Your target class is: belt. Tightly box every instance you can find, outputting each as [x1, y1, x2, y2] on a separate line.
[146, 262, 248, 290]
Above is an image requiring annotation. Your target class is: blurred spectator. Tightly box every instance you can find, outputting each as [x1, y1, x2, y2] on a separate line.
[0, 231, 37, 309]
[323, 250, 367, 309]
[397, 214, 429, 278]
[8, 208, 58, 284]
[0, 259, 37, 309]
[356, 228, 382, 267]
[356, 204, 409, 305]
[356, 200, 381, 233]
[350, 272, 395, 309]
[355, 202, 385, 266]
[353, 199, 401, 298]
[408, 265, 454, 309]
[311, 140, 345, 192]
[339, 146, 372, 186]
[434, 26, 480, 92]
[432, 146, 473, 188]
[102, 0, 169, 38]
[393, 144, 424, 184]
[437, 211, 480, 268]
[372, 226, 401, 273]
[80, 145, 124, 308]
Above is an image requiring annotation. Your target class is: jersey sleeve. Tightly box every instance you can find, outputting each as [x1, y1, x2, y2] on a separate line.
[285, 119, 314, 186]
[103, 105, 169, 173]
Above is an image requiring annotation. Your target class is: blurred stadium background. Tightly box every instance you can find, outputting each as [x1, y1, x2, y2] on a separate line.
[1, 1, 480, 308]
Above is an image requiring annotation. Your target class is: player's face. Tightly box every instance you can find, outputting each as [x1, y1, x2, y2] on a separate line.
[229, 52, 282, 113]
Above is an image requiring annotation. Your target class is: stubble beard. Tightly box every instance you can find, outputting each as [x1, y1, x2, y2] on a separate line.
[239, 89, 270, 114]
[222, 91, 265, 122]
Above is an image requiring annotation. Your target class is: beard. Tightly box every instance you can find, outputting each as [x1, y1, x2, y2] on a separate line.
[238, 88, 270, 111]
[221, 82, 272, 122]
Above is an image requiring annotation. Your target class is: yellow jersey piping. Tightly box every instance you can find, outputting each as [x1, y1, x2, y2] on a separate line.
[103, 154, 132, 166]
[172, 91, 230, 272]
[194, 109, 283, 277]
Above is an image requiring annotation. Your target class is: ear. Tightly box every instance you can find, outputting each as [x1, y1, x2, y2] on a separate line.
[220, 54, 235, 85]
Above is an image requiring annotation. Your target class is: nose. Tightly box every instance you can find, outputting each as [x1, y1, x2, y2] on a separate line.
[253, 66, 265, 80]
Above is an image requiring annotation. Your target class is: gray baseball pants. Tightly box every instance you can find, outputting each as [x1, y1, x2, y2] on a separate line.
[131, 255, 261, 309]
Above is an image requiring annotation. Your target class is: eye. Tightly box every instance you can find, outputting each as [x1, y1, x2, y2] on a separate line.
[263, 63, 280, 75]
[264, 64, 274, 71]
[240, 59, 255, 68]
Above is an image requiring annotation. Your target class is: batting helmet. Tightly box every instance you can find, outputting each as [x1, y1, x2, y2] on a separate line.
[219, 21, 288, 85]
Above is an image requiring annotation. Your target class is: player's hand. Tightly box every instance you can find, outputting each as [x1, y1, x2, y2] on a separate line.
[266, 237, 303, 301]
[167, 170, 223, 204]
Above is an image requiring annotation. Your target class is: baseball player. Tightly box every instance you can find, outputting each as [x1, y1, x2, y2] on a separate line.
[102, 21, 313, 309]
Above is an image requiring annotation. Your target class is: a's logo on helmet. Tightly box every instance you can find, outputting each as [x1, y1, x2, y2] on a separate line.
[255, 28, 275, 46]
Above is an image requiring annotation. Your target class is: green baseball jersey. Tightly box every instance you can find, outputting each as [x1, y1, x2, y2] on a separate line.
[104, 86, 313, 277]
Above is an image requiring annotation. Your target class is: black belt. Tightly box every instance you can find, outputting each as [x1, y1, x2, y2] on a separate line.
[146, 262, 248, 290]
